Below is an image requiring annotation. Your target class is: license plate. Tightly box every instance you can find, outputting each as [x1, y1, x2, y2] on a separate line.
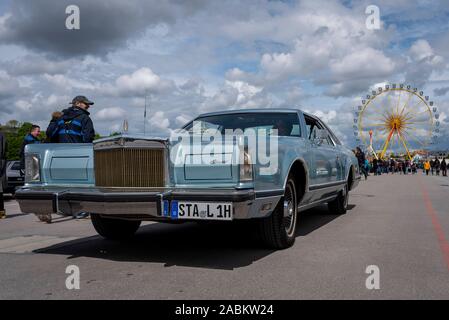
[169, 201, 233, 221]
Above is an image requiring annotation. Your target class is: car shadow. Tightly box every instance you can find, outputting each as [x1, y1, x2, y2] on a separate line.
[296, 203, 355, 236]
[4, 213, 29, 219]
[34, 203, 355, 270]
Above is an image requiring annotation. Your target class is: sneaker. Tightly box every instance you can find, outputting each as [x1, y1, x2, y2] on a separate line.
[0, 210, 5, 219]
[75, 212, 90, 219]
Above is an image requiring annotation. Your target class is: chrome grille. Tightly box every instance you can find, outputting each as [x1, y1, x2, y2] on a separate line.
[94, 148, 165, 188]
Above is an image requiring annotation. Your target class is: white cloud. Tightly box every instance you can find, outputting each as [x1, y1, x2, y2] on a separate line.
[0, 70, 22, 98]
[115, 67, 174, 96]
[43, 74, 96, 91]
[404, 39, 446, 88]
[409, 40, 434, 61]
[14, 99, 31, 111]
[329, 48, 396, 79]
[148, 111, 170, 133]
[95, 107, 127, 121]
[175, 114, 191, 126]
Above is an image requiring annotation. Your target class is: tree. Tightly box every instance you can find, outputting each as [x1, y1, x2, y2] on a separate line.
[6, 120, 19, 129]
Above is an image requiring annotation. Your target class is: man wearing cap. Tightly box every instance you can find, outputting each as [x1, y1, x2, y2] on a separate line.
[55, 95, 96, 143]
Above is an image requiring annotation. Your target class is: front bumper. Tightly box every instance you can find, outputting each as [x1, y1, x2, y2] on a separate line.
[15, 186, 277, 220]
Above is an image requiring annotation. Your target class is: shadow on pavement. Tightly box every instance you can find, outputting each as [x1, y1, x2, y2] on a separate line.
[4, 213, 29, 219]
[34, 204, 352, 270]
[296, 203, 355, 236]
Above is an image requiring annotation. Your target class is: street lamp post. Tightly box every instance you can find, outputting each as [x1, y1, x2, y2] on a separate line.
[144, 90, 149, 136]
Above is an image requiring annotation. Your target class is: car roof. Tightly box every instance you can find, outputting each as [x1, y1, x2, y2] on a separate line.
[197, 108, 303, 118]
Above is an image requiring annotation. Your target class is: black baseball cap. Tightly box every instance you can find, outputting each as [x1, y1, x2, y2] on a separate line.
[71, 95, 94, 105]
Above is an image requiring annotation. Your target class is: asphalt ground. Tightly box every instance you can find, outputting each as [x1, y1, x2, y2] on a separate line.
[0, 172, 448, 299]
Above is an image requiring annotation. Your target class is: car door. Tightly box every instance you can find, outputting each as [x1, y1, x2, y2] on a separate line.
[304, 115, 338, 186]
[316, 119, 342, 183]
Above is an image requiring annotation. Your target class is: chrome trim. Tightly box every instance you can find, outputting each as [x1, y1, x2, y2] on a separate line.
[298, 195, 337, 211]
[308, 180, 346, 191]
[93, 135, 168, 150]
[16, 187, 258, 220]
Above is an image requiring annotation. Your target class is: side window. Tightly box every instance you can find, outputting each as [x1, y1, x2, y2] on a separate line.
[317, 120, 334, 146]
[304, 115, 334, 146]
[304, 115, 318, 140]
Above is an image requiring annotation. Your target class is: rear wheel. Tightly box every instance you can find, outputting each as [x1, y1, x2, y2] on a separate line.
[259, 176, 299, 249]
[91, 214, 141, 240]
[328, 182, 349, 215]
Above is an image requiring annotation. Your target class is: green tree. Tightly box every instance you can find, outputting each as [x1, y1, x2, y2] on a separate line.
[6, 120, 19, 129]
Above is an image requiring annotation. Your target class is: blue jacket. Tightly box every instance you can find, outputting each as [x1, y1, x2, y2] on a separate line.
[53, 107, 95, 143]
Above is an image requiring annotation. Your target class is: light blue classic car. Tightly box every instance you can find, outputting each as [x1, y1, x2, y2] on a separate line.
[16, 109, 360, 249]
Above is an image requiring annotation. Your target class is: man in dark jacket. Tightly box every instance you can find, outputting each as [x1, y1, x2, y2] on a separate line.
[441, 158, 447, 177]
[434, 157, 441, 176]
[48, 96, 95, 143]
[355, 147, 368, 180]
[0, 132, 6, 218]
[20, 125, 41, 171]
[45, 111, 63, 143]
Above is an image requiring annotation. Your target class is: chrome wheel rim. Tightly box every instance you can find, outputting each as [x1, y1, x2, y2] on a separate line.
[343, 184, 349, 208]
[283, 180, 297, 237]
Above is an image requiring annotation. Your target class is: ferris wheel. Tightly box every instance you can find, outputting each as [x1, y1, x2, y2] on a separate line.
[354, 84, 440, 160]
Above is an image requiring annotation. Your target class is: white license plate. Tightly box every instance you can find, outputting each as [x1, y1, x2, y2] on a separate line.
[172, 201, 233, 221]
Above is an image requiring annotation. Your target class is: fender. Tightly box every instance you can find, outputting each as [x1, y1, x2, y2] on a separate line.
[283, 157, 310, 192]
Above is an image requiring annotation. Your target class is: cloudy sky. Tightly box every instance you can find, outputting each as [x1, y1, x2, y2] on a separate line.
[0, 0, 448, 150]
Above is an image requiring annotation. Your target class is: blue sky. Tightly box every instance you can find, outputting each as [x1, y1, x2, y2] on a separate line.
[0, 0, 448, 152]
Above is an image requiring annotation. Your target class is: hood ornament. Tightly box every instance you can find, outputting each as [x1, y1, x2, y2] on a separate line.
[123, 119, 129, 134]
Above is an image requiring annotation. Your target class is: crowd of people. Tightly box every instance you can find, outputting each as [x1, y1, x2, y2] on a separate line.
[0, 95, 96, 220]
[354, 147, 448, 180]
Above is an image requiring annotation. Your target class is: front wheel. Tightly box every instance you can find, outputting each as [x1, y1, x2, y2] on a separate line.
[91, 214, 141, 240]
[258, 176, 299, 249]
[328, 183, 349, 215]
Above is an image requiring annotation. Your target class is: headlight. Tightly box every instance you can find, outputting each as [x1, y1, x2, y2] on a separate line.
[239, 150, 253, 182]
[25, 154, 41, 182]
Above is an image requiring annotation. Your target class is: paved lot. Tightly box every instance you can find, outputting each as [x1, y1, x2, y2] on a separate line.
[1, 173, 449, 299]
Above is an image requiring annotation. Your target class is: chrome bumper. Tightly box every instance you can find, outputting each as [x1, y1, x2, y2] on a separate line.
[15, 186, 281, 220]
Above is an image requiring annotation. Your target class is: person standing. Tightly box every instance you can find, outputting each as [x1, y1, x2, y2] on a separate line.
[424, 160, 431, 176]
[53, 96, 95, 143]
[434, 157, 440, 176]
[356, 147, 368, 180]
[441, 158, 447, 177]
[53, 96, 95, 221]
[0, 131, 6, 219]
[20, 125, 41, 171]
[45, 111, 63, 143]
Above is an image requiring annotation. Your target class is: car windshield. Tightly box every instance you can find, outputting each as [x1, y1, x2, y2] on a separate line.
[183, 113, 301, 137]
[10, 162, 21, 170]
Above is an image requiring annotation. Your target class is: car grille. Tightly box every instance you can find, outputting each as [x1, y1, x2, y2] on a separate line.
[94, 148, 165, 188]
